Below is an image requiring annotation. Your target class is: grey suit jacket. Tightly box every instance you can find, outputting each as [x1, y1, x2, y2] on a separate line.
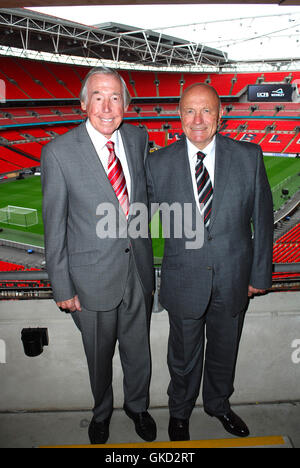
[146, 133, 274, 318]
[41, 122, 154, 311]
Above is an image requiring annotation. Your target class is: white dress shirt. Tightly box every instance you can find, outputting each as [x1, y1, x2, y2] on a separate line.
[186, 136, 216, 212]
[86, 119, 131, 201]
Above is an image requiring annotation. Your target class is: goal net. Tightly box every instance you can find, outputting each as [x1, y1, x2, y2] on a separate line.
[0, 206, 38, 228]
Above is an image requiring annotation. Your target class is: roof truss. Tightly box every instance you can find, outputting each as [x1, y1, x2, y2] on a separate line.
[0, 8, 227, 67]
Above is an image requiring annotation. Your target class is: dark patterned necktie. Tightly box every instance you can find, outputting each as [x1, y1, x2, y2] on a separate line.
[107, 140, 129, 218]
[195, 151, 213, 228]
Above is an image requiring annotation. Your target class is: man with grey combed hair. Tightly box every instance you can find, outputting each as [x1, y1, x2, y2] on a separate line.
[80, 66, 131, 108]
[41, 66, 156, 445]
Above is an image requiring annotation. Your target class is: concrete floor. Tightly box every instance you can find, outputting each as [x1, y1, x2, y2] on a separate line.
[0, 402, 299, 448]
[1, 295, 299, 449]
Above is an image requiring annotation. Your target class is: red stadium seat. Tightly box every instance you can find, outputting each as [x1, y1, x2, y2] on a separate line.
[273, 224, 300, 264]
[0, 261, 25, 272]
[1, 59, 300, 173]
[156, 73, 181, 97]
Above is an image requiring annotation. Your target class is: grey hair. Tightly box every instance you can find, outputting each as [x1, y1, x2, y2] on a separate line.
[80, 66, 131, 108]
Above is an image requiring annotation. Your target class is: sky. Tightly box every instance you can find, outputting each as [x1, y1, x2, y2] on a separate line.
[28, 4, 300, 62]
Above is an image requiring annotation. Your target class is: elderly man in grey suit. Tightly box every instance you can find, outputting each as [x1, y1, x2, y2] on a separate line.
[41, 67, 156, 444]
[146, 83, 273, 441]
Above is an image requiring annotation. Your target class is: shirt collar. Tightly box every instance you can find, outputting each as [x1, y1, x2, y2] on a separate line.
[187, 135, 216, 160]
[86, 118, 118, 149]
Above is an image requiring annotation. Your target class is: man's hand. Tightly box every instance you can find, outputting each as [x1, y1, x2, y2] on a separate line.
[248, 285, 266, 298]
[57, 295, 82, 313]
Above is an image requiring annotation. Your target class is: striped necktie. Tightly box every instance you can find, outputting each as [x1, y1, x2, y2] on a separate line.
[195, 151, 213, 228]
[106, 140, 129, 218]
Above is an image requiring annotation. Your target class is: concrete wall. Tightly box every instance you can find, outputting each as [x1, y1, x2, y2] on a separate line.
[0, 292, 300, 412]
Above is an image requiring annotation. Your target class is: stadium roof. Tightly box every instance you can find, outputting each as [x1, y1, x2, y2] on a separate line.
[0, 1, 299, 7]
[0, 6, 300, 72]
[0, 7, 228, 68]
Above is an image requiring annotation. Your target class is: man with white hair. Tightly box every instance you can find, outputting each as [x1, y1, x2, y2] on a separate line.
[41, 67, 156, 444]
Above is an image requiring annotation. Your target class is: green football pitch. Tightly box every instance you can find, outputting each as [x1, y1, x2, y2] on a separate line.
[0, 156, 299, 254]
[264, 156, 300, 188]
[0, 176, 43, 246]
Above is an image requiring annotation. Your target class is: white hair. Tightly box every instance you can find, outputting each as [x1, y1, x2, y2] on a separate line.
[80, 66, 131, 108]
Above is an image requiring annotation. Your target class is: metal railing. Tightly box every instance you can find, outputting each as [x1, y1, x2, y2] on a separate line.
[0, 264, 299, 307]
[273, 263, 300, 273]
[0, 269, 52, 301]
[1, 264, 299, 280]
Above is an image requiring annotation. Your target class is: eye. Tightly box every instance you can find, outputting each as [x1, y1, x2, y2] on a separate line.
[112, 95, 121, 102]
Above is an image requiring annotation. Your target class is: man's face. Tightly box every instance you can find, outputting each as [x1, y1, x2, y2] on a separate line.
[179, 85, 222, 150]
[81, 73, 127, 139]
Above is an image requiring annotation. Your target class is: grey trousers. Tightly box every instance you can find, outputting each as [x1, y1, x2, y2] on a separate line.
[167, 283, 246, 420]
[71, 254, 153, 422]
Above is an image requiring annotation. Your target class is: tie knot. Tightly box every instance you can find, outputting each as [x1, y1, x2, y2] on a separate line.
[106, 141, 115, 153]
[197, 151, 206, 162]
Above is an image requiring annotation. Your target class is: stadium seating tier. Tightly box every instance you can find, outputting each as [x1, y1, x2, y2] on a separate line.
[0, 57, 300, 170]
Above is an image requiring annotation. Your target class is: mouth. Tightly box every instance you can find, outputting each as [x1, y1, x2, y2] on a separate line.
[100, 118, 114, 123]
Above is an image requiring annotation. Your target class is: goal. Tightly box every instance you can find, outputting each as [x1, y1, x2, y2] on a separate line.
[0, 206, 38, 228]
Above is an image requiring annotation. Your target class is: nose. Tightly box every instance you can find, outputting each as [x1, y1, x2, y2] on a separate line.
[193, 111, 204, 125]
[101, 98, 112, 113]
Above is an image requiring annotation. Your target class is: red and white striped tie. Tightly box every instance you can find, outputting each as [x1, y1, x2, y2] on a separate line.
[106, 140, 129, 218]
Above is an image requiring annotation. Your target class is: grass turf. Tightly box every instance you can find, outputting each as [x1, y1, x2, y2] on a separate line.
[263, 156, 300, 188]
[0, 156, 299, 255]
[0, 176, 44, 236]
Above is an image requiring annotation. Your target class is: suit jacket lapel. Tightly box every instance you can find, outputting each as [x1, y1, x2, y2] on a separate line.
[174, 134, 232, 232]
[75, 122, 126, 210]
[209, 133, 232, 231]
[119, 124, 136, 205]
[174, 136, 197, 205]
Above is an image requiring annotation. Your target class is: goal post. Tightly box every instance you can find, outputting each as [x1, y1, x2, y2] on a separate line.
[0, 206, 38, 228]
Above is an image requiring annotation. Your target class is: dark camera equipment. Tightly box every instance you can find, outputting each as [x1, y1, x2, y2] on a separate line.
[21, 328, 49, 357]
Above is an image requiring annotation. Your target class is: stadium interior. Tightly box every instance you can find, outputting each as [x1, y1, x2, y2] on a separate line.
[0, 4, 300, 449]
[1, 58, 300, 267]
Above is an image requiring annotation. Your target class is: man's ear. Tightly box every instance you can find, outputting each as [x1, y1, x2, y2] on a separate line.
[218, 106, 224, 125]
[81, 101, 87, 112]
